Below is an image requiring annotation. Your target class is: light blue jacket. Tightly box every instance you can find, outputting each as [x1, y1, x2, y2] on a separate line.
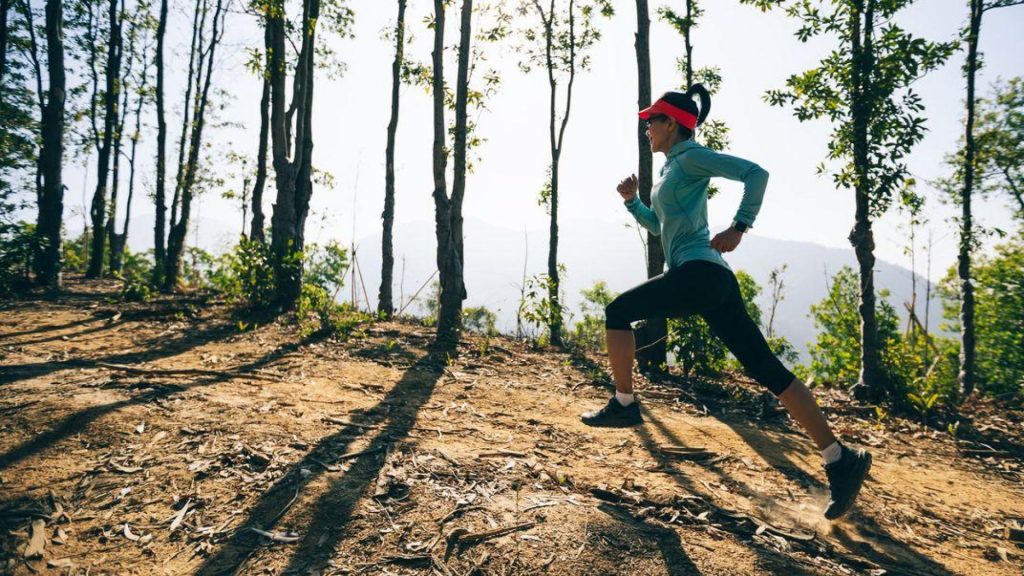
[625, 139, 768, 271]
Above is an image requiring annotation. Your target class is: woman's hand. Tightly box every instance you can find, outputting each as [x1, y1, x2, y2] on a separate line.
[711, 227, 743, 253]
[617, 174, 638, 202]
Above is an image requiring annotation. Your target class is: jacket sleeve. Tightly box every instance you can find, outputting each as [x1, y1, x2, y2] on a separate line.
[679, 148, 768, 227]
[624, 196, 661, 236]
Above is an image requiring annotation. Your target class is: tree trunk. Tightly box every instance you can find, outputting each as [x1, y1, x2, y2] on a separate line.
[634, 0, 666, 371]
[268, 0, 321, 307]
[164, 0, 224, 290]
[958, 0, 982, 398]
[86, 0, 122, 278]
[849, 0, 886, 400]
[168, 0, 204, 263]
[112, 41, 148, 275]
[430, 0, 469, 344]
[439, 0, 472, 342]
[153, 0, 168, 281]
[289, 0, 319, 288]
[33, 0, 64, 289]
[19, 0, 45, 208]
[379, 0, 407, 319]
[268, 0, 295, 304]
[249, 22, 271, 244]
[538, 1, 565, 347]
[107, 10, 133, 274]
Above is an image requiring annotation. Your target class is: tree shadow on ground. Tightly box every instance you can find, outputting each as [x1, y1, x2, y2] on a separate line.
[0, 315, 100, 341]
[194, 342, 453, 576]
[0, 315, 240, 387]
[595, 503, 703, 576]
[0, 326, 317, 473]
[568, 350, 932, 575]
[570, 351, 810, 575]
[710, 394, 958, 576]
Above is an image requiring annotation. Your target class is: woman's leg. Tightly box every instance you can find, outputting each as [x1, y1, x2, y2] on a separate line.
[777, 378, 836, 450]
[606, 329, 636, 394]
[583, 269, 691, 426]
[603, 268, 694, 393]
[700, 269, 873, 518]
[699, 272, 836, 448]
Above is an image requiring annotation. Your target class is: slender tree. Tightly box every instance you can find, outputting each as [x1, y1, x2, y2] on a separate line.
[430, 0, 457, 341]
[0, 0, 37, 231]
[243, 0, 272, 244]
[33, 0, 65, 288]
[743, 0, 953, 400]
[106, 3, 138, 273]
[631, 0, 665, 369]
[86, 0, 122, 277]
[954, 0, 1023, 397]
[378, 0, 407, 319]
[518, 0, 613, 347]
[110, 9, 152, 273]
[266, 0, 354, 305]
[164, 0, 226, 290]
[18, 0, 46, 204]
[659, 2, 729, 152]
[152, 0, 167, 280]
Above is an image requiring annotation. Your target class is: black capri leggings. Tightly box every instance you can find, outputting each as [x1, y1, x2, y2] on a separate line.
[605, 260, 795, 396]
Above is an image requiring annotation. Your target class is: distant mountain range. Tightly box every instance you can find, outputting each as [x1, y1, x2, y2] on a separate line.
[340, 217, 946, 362]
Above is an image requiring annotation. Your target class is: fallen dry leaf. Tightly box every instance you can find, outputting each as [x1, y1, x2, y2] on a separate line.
[23, 518, 46, 559]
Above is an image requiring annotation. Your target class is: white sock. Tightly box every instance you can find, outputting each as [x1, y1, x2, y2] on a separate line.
[615, 391, 635, 407]
[821, 441, 842, 465]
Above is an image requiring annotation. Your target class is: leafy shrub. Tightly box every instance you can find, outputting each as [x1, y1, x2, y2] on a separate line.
[568, 280, 618, 351]
[118, 249, 155, 302]
[0, 221, 34, 296]
[807, 265, 961, 407]
[939, 234, 1024, 400]
[296, 282, 368, 339]
[463, 305, 498, 336]
[518, 265, 568, 346]
[206, 237, 276, 307]
[303, 240, 349, 297]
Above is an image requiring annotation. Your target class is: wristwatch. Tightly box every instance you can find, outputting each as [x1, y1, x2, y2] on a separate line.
[731, 220, 750, 233]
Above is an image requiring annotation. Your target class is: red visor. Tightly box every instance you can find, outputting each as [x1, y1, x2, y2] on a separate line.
[638, 99, 698, 130]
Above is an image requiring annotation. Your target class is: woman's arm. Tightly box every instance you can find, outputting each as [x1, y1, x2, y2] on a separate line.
[679, 148, 768, 228]
[617, 174, 661, 236]
[624, 196, 661, 236]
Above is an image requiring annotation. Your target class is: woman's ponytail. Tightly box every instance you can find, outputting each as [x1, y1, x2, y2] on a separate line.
[686, 84, 711, 127]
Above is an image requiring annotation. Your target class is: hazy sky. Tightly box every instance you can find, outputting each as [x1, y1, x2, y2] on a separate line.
[61, 0, 1024, 282]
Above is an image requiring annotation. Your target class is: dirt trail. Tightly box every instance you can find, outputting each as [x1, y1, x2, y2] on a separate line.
[2, 279, 1023, 575]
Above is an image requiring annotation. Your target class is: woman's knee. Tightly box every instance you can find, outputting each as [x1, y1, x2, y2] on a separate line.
[604, 297, 633, 330]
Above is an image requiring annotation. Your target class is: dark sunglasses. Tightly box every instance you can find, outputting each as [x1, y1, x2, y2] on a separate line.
[643, 114, 669, 127]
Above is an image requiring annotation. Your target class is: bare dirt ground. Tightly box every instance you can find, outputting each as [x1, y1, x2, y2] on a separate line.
[2, 278, 1023, 576]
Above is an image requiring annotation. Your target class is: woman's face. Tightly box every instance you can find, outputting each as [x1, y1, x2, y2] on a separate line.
[645, 115, 676, 154]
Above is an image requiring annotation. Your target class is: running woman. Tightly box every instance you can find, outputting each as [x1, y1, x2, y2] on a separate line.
[580, 85, 871, 519]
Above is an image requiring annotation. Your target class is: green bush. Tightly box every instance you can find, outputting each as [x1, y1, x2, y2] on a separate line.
[517, 265, 568, 346]
[303, 240, 349, 296]
[118, 249, 156, 302]
[0, 221, 34, 296]
[568, 280, 618, 352]
[62, 233, 88, 274]
[463, 305, 498, 336]
[940, 234, 1024, 400]
[206, 237, 276, 307]
[296, 282, 368, 339]
[807, 265, 961, 407]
